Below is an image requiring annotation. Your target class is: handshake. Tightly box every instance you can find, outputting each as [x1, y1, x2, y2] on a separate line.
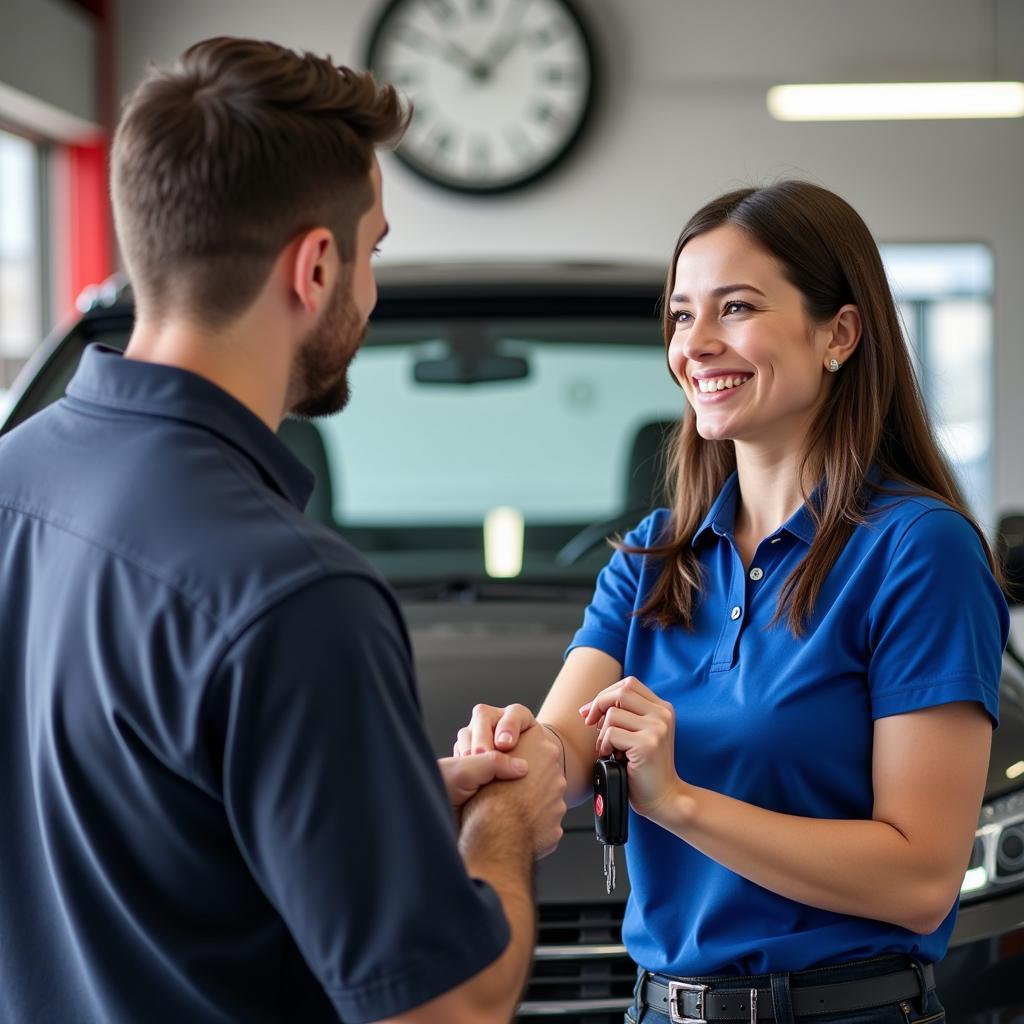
[439, 704, 567, 861]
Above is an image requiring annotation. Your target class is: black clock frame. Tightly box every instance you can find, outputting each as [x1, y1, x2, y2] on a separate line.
[363, 0, 599, 196]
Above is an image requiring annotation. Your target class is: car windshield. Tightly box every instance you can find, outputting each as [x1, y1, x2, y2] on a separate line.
[1, 279, 683, 591]
[329, 316, 684, 585]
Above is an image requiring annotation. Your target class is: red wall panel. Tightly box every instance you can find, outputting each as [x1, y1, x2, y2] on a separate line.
[66, 142, 113, 312]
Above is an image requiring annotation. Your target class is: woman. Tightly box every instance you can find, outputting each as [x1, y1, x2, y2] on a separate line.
[456, 181, 1009, 1023]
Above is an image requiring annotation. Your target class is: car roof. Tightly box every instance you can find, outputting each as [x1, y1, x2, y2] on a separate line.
[76, 261, 665, 315]
[372, 260, 664, 290]
[73, 262, 668, 324]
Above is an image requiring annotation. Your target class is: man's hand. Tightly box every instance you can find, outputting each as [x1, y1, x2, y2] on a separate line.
[461, 724, 567, 860]
[438, 751, 528, 821]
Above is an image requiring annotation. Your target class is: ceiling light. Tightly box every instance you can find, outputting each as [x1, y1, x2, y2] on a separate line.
[484, 506, 524, 579]
[767, 82, 1024, 121]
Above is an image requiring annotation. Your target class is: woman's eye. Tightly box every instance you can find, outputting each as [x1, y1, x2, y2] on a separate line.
[669, 309, 692, 324]
[723, 301, 750, 315]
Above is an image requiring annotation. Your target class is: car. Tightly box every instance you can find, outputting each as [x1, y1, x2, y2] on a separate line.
[3, 264, 1023, 1023]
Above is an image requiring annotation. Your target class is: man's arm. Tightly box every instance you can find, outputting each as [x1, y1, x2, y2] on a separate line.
[210, 574, 565, 1024]
[376, 727, 566, 1024]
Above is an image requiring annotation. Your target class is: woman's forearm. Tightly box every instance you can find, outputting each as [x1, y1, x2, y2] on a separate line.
[654, 781, 960, 934]
[537, 718, 594, 807]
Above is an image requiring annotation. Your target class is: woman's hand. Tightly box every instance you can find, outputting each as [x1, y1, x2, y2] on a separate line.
[454, 703, 539, 757]
[580, 676, 682, 822]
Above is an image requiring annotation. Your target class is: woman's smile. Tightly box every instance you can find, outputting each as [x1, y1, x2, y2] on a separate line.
[692, 372, 754, 400]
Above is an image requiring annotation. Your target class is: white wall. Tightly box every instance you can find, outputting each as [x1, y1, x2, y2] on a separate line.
[0, 0, 99, 138]
[117, 0, 1024, 524]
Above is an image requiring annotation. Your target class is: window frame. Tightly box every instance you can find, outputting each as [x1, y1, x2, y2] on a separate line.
[0, 122, 52, 390]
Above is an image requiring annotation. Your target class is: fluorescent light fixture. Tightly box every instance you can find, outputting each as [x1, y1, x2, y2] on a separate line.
[767, 82, 1024, 121]
[1007, 760, 1024, 781]
[961, 865, 989, 894]
[484, 506, 524, 578]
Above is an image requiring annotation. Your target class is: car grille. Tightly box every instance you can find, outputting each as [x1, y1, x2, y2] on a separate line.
[517, 901, 634, 1021]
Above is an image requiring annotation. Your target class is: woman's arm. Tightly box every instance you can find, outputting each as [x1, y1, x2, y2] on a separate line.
[586, 677, 992, 934]
[456, 647, 624, 807]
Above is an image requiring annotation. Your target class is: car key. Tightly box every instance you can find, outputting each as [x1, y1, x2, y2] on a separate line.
[593, 756, 628, 894]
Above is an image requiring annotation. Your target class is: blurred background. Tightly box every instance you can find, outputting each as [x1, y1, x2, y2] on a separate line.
[4, 7, 1024, 1017]
[1, 0, 1022, 553]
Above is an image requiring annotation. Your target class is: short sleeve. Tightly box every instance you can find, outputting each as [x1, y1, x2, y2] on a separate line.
[565, 511, 665, 664]
[867, 508, 1009, 726]
[211, 574, 509, 1023]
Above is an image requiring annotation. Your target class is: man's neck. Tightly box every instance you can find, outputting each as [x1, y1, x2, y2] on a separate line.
[124, 313, 291, 431]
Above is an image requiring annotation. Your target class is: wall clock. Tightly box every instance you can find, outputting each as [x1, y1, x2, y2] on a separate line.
[365, 0, 596, 194]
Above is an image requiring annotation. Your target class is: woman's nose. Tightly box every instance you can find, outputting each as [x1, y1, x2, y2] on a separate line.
[680, 315, 726, 361]
[669, 320, 725, 381]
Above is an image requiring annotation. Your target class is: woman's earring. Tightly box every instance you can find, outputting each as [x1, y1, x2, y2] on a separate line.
[827, 358, 841, 373]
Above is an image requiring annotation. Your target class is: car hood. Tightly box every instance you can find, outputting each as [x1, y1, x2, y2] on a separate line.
[403, 597, 1024, 806]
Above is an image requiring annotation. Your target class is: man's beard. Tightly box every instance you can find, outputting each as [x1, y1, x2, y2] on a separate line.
[288, 279, 367, 419]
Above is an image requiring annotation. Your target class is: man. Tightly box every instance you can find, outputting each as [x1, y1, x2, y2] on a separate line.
[0, 37, 565, 1024]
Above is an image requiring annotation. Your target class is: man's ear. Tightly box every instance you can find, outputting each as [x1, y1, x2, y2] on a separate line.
[290, 227, 337, 316]
[824, 304, 862, 367]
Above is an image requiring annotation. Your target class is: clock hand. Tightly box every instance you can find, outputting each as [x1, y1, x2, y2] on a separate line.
[482, 30, 522, 72]
[442, 41, 486, 75]
[480, 0, 533, 74]
[396, 23, 483, 75]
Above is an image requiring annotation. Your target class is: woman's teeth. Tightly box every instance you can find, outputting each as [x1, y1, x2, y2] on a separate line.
[697, 376, 751, 393]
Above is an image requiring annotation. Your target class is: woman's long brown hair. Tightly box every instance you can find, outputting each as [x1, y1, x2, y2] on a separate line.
[627, 180, 1002, 635]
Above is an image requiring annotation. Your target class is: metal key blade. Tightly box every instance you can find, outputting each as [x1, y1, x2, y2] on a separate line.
[606, 846, 616, 894]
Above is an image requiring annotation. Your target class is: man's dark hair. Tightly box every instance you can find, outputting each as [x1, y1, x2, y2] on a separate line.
[111, 36, 408, 325]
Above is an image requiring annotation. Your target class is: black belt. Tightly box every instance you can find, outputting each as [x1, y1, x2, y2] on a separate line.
[642, 963, 934, 1022]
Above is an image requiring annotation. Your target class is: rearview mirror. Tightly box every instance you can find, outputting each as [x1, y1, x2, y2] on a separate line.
[413, 352, 529, 385]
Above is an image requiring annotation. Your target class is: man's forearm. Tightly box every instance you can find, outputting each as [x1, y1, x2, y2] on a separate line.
[456, 801, 536, 1022]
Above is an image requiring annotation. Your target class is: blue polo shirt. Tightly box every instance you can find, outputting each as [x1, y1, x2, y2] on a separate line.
[568, 472, 1008, 976]
[0, 345, 509, 1023]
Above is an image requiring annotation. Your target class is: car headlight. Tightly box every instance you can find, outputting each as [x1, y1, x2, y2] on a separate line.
[961, 788, 1024, 901]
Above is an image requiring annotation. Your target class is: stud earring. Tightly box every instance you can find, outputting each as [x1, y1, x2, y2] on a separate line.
[827, 358, 841, 373]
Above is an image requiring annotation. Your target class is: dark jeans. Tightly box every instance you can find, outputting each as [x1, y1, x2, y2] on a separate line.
[625, 954, 945, 1024]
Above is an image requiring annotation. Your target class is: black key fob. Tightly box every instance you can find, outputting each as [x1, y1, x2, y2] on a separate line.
[593, 756, 629, 846]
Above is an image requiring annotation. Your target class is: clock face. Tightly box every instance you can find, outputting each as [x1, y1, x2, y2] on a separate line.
[366, 0, 595, 194]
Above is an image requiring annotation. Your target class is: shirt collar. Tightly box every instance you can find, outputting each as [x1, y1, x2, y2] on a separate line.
[66, 344, 315, 511]
[692, 471, 741, 547]
[782, 500, 817, 545]
[691, 470, 820, 548]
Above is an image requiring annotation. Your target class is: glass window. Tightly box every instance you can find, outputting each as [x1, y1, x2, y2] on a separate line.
[327, 321, 683, 527]
[310, 315, 682, 583]
[0, 128, 42, 390]
[881, 244, 994, 524]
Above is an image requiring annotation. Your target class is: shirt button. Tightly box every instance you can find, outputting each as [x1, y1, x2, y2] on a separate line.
[730, 606, 742, 620]
[749, 567, 764, 581]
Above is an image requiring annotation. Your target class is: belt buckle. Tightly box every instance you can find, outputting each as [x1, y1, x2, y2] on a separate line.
[667, 981, 708, 1024]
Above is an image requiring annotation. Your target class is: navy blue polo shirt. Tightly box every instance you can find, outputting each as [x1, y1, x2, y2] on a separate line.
[0, 345, 509, 1023]
[568, 472, 1008, 976]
